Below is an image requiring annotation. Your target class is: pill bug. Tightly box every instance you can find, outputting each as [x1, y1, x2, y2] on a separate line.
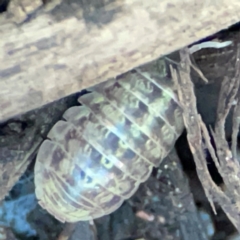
[34, 59, 184, 223]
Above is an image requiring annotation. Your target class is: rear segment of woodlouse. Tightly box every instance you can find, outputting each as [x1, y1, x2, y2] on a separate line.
[34, 59, 184, 222]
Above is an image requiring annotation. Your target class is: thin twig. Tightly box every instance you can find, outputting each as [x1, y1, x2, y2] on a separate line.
[231, 100, 240, 159]
[215, 49, 240, 138]
[171, 47, 240, 231]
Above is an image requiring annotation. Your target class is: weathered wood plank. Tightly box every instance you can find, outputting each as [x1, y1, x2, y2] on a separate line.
[0, 0, 240, 122]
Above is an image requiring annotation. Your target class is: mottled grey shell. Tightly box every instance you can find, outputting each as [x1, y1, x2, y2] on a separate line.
[34, 60, 184, 223]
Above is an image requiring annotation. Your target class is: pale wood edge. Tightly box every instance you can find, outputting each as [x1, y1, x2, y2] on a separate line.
[0, 0, 240, 122]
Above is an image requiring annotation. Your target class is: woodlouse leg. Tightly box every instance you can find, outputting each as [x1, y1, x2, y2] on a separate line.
[57, 221, 98, 240]
[57, 222, 77, 240]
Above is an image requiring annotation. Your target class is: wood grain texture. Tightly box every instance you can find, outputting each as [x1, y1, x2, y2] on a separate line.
[0, 0, 240, 122]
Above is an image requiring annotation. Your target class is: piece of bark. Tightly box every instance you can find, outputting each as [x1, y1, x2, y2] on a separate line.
[0, 0, 240, 122]
[0, 92, 77, 201]
[0, 121, 42, 201]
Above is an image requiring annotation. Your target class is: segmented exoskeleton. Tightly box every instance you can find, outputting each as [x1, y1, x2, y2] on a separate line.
[34, 58, 184, 223]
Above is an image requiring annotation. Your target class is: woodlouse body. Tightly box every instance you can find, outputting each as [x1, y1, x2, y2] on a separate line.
[34, 60, 184, 223]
